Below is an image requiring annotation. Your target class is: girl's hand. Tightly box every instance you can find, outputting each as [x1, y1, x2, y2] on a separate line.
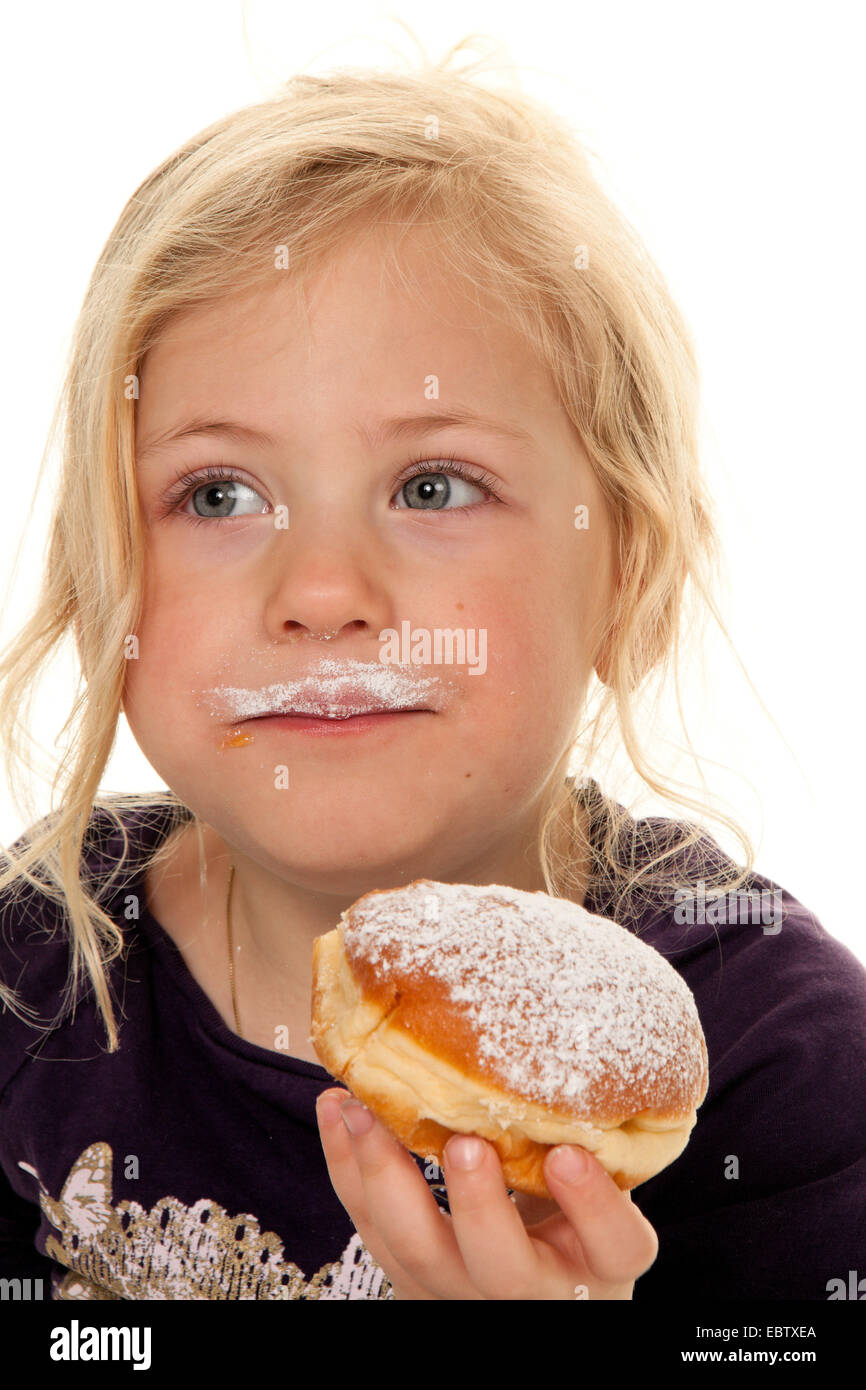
[315, 1087, 659, 1300]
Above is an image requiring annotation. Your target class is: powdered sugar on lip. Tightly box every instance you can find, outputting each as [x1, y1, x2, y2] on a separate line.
[199, 657, 457, 721]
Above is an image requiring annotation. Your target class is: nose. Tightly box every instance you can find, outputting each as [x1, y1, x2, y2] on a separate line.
[260, 512, 391, 649]
[283, 619, 365, 644]
[291, 624, 350, 642]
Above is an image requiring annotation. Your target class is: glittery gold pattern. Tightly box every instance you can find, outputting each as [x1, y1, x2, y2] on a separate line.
[18, 1143, 394, 1300]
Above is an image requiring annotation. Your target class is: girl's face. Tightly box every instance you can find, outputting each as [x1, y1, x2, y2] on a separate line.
[124, 224, 617, 896]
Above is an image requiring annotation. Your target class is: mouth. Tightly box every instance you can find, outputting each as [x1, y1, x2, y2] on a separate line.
[205, 659, 454, 730]
[245, 690, 434, 720]
[242, 706, 433, 738]
[202, 658, 455, 745]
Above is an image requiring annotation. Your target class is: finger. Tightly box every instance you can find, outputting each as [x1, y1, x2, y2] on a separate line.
[315, 1090, 410, 1280]
[333, 1096, 483, 1299]
[315, 1089, 425, 1289]
[543, 1146, 659, 1284]
[439, 1135, 555, 1299]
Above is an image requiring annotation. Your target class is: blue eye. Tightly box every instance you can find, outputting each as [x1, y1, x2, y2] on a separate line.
[159, 453, 503, 527]
[185, 477, 265, 520]
[393, 456, 502, 511]
[160, 465, 268, 526]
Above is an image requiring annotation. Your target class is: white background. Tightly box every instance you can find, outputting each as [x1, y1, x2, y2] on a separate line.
[0, 1, 863, 963]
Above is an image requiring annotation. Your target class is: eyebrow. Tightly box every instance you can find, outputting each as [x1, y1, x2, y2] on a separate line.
[137, 419, 279, 460]
[136, 408, 537, 461]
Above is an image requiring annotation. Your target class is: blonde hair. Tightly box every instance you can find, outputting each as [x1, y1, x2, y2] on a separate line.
[0, 34, 768, 1053]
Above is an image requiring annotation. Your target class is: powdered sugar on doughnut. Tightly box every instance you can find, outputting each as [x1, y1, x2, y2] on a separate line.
[341, 880, 706, 1116]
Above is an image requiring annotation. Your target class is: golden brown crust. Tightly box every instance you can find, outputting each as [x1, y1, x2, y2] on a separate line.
[344, 925, 706, 1126]
[310, 885, 709, 1198]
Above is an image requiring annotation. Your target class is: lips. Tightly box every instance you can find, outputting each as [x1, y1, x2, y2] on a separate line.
[203, 659, 455, 725]
[250, 691, 430, 720]
[246, 683, 430, 719]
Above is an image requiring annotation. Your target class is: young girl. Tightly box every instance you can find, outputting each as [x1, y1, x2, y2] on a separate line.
[1, 39, 864, 1303]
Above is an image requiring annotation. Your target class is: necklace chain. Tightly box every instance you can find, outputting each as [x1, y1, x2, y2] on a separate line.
[226, 862, 242, 1038]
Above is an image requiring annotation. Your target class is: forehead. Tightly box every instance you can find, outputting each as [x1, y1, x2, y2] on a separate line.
[135, 223, 560, 437]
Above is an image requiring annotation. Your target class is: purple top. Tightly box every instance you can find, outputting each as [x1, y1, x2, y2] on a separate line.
[1, 784, 865, 1300]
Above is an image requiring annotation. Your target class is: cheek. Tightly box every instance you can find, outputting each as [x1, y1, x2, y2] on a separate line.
[464, 543, 583, 687]
[122, 566, 225, 739]
[122, 616, 189, 770]
[447, 574, 584, 775]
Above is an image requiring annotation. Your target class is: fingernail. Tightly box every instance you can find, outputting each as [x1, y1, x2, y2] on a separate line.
[446, 1136, 484, 1170]
[341, 1099, 374, 1136]
[548, 1146, 591, 1183]
[316, 1092, 345, 1126]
